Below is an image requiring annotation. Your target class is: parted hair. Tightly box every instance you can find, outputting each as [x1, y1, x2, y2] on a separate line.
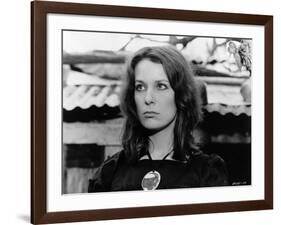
[120, 45, 202, 163]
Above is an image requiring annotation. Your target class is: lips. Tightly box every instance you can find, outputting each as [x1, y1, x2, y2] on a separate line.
[143, 111, 159, 118]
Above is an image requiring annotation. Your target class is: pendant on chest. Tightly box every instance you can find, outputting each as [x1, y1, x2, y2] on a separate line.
[141, 170, 161, 190]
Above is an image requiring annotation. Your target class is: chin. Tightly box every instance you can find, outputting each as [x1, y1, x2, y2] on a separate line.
[141, 121, 166, 131]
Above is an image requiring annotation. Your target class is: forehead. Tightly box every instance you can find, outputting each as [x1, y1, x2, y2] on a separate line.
[134, 59, 168, 82]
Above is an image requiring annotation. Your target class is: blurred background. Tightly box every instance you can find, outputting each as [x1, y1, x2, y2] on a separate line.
[62, 31, 252, 193]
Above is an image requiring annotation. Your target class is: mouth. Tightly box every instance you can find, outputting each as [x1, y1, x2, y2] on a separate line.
[143, 111, 159, 118]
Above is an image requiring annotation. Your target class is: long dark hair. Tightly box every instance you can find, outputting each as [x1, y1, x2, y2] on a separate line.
[120, 45, 202, 163]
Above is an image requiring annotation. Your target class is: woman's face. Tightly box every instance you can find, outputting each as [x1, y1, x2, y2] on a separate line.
[134, 59, 177, 131]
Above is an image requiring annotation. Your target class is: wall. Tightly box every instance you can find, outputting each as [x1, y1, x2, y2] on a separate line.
[0, 0, 279, 224]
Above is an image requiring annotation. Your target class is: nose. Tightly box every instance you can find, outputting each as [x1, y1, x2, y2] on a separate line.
[144, 89, 154, 105]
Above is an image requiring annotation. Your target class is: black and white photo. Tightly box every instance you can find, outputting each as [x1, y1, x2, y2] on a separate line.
[62, 31, 252, 193]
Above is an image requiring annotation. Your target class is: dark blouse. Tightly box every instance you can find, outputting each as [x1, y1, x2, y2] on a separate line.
[88, 150, 228, 192]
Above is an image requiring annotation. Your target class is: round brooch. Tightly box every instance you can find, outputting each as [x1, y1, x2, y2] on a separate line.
[141, 170, 161, 190]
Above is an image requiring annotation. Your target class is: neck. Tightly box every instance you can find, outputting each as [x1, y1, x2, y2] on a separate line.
[148, 118, 175, 159]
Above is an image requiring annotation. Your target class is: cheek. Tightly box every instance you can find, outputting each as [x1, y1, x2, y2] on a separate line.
[162, 93, 176, 109]
[163, 96, 177, 117]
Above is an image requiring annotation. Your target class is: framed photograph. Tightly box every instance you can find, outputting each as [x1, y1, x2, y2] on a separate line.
[31, 1, 273, 224]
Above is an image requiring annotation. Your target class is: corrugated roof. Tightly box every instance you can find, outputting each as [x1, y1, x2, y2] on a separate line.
[205, 103, 251, 116]
[63, 85, 120, 111]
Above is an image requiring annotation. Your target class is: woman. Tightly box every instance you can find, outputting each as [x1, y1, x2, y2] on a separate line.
[88, 46, 228, 192]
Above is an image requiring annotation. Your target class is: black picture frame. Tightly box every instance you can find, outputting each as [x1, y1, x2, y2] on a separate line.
[31, 1, 273, 224]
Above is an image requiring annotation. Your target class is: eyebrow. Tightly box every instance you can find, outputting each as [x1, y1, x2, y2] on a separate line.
[135, 79, 169, 83]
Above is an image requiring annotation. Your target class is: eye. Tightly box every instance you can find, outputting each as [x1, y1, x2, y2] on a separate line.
[135, 83, 145, 92]
[157, 82, 168, 90]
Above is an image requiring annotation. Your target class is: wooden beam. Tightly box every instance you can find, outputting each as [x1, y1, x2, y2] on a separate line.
[211, 134, 251, 144]
[63, 120, 123, 145]
[197, 76, 246, 86]
[63, 52, 126, 64]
